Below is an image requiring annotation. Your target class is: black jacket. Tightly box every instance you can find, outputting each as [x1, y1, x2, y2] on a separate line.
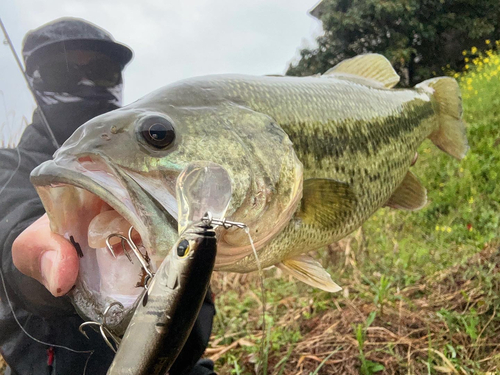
[0, 107, 215, 375]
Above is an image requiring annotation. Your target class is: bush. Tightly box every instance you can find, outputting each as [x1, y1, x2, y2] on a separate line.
[287, 0, 500, 86]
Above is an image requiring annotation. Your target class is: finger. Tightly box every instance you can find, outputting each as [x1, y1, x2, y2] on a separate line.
[12, 214, 79, 296]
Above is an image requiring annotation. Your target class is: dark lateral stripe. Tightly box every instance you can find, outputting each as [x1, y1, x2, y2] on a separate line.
[281, 102, 434, 168]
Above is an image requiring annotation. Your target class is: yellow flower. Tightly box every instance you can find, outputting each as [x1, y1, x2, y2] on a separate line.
[441, 226, 446, 232]
[471, 46, 477, 54]
[446, 227, 452, 233]
[469, 197, 474, 204]
[486, 39, 491, 44]
[435, 225, 440, 231]
[460, 167, 464, 172]
[484, 58, 490, 63]
[465, 57, 469, 62]
[465, 64, 470, 69]
[462, 50, 467, 56]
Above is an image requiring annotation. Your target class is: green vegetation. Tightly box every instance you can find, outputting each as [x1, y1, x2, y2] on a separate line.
[287, 0, 500, 86]
[210, 48, 500, 374]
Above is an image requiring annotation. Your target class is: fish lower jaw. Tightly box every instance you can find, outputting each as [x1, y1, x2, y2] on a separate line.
[35, 184, 151, 326]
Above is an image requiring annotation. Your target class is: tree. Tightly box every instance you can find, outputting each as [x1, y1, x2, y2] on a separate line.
[287, 0, 500, 85]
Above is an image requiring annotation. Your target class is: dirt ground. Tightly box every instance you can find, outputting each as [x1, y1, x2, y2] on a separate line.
[207, 243, 500, 374]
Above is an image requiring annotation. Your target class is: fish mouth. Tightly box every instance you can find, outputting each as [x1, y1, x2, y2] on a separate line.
[30, 155, 178, 334]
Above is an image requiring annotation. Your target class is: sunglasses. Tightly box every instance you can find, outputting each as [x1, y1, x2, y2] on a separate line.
[34, 57, 122, 92]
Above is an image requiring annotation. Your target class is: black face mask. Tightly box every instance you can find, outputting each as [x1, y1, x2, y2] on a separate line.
[34, 91, 121, 146]
[28, 59, 124, 145]
[34, 82, 123, 105]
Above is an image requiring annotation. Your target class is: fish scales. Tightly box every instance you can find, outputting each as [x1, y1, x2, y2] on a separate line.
[191, 75, 438, 271]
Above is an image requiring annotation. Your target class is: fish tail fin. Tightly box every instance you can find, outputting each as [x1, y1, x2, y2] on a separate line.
[416, 77, 469, 160]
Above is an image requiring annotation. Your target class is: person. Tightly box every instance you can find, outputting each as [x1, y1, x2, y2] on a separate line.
[0, 17, 216, 375]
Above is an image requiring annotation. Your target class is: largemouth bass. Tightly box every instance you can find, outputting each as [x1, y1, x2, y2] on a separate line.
[30, 54, 468, 331]
[108, 221, 217, 375]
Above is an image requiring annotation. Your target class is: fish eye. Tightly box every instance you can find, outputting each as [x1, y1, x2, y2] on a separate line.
[139, 116, 175, 149]
[177, 239, 190, 257]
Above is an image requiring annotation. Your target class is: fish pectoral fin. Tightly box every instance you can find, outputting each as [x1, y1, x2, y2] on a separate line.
[298, 178, 357, 228]
[323, 53, 400, 89]
[384, 170, 427, 211]
[277, 255, 342, 293]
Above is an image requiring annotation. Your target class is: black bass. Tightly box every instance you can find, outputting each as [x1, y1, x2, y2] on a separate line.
[30, 54, 468, 330]
[107, 221, 216, 375]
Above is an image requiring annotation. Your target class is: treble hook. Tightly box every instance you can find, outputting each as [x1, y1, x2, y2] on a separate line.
[126, 226, 154, 281]
[105, 234, 132, 262]
[79, 302, 124, 353]
[105, 227, 155, 283]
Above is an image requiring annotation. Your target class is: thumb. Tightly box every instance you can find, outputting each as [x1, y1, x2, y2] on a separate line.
[12, 214, 80, 297]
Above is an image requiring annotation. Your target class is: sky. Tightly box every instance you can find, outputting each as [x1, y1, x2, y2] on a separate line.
[0, 0, 323, 146]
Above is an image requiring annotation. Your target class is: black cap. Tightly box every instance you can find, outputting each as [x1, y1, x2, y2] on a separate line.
[22, 17, 133, 75]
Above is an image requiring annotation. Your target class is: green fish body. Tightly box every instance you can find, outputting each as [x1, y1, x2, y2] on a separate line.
[196, 55, 467, 291]
[31, 54, 467, 317]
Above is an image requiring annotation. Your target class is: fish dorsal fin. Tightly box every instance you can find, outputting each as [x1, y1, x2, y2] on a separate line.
[277, 255, 342, 293]
[385, 170, 427, 210]
[298, 178, 357, 228]
[323, 54, 400, 88]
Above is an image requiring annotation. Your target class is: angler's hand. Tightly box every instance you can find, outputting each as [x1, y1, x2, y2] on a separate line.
[12, 214, 79, 297]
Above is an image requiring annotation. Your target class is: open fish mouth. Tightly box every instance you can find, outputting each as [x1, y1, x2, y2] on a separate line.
[31, 155, 178, 334]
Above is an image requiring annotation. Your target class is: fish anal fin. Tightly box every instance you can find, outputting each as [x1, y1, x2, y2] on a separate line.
[298, 178, 356, 228]
[323, 53, 400, 88]
[385, 170, 427, 211]
[277, 255, 342, 293]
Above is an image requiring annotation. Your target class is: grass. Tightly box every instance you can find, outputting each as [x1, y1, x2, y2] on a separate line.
[208, 46, 500, 374]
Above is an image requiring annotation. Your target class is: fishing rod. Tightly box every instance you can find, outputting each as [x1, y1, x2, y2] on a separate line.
[0, 17, 60, 149]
